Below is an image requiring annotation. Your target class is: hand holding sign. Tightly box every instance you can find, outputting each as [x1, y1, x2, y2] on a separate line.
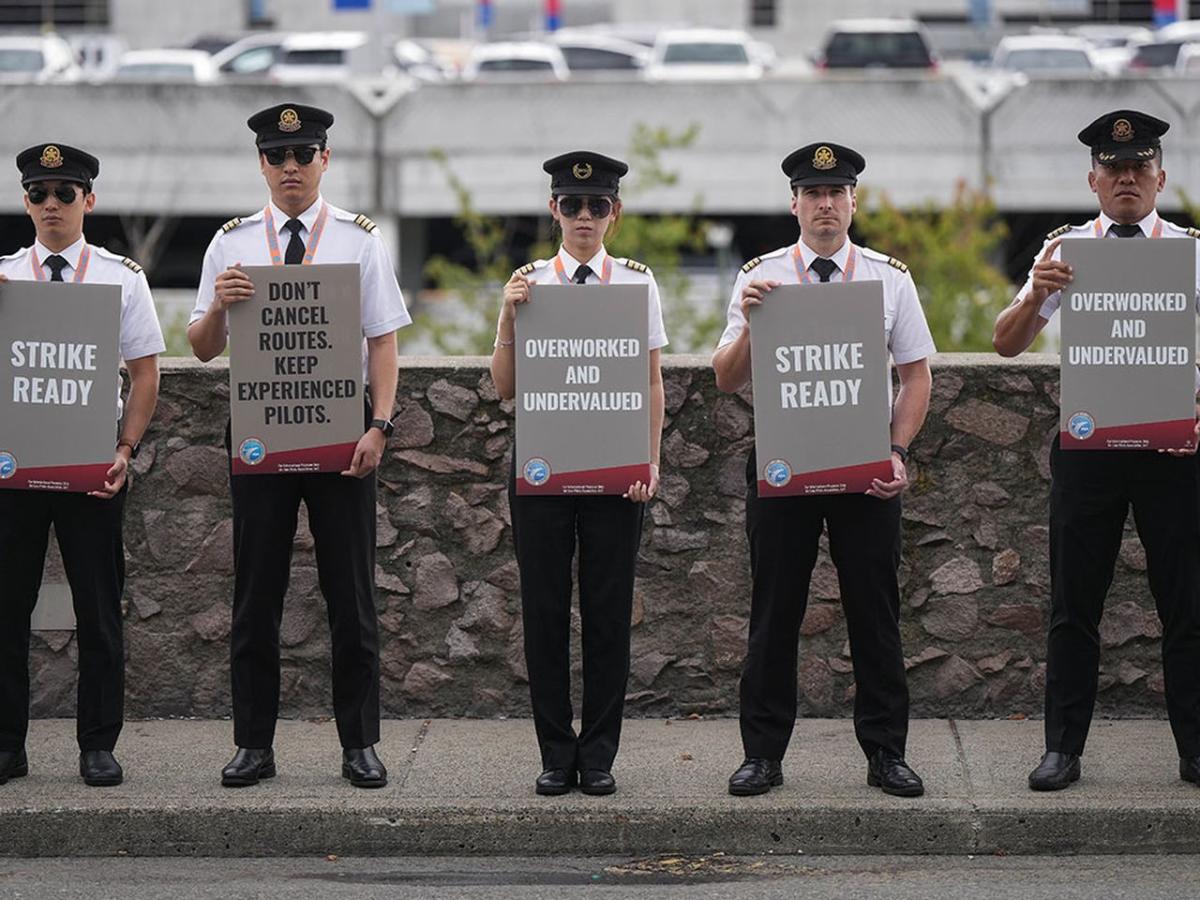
[89, 451, 128, 499]
[1026, 238, 1072, 308]
[214, 265, 255, 312]
[501, 273, 532, 324]
[866, 453, 908, 499]
[740, 279, 781, 326]
[623, 462, 659, 503]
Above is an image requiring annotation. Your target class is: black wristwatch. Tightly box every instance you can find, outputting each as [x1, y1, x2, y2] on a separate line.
[369, 418, 395, 439]
[890, 443, 909, 463]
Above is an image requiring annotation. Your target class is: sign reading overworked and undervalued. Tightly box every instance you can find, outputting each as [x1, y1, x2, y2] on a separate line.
[749, 282, 893, 496]
[1060, 239, 1196, 451]
[0, 281, 120, 492]
[515, 284, 651, 495]
[229, 264, 363, 475]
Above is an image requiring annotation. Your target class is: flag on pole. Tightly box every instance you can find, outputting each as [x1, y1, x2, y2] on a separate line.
[545, 0, 561, 32]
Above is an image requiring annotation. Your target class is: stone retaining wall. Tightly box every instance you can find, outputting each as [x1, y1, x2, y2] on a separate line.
[27, 354, 1174, 722]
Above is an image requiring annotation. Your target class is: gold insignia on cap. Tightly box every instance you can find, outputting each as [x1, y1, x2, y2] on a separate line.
[1112, 118, 1134, 142]
[278, 108, 301, 133]
[1136, 147, 1156, 158]
[1097, 151, 1116, 162]
[572, 162, 593, 180]
[40, 145, 63, 169]
[812, 146, 837, 171]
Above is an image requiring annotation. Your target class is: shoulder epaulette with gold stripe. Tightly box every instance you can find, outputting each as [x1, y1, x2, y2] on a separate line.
[887, 257, 908, 273]
[354, 214, 379, 233]
[1188, 227, 1200, 239]
[740, 257, 762, 274]
[221, 217, 243, 233]
[621, 258, 648, 273]
[121, 257, 143, 274]
[515, 262, 536, 276]
[1046, 224, 1073, 240]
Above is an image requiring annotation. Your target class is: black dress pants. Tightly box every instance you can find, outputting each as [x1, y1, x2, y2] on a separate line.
[509, 477, 644, 772]
[0, 487, 126, 752]
[1046, 437, 1200, 757]
[229, 468, 380, 750]
[740, 453, 908, 762]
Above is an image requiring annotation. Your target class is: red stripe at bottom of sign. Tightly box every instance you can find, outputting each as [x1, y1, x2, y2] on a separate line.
[516, 462, 653, 496]
[757, 458, 894, 497]
[0, 461, 111, 493]
[231, 441, 359, 475]
[1060, 418, 1197, 451]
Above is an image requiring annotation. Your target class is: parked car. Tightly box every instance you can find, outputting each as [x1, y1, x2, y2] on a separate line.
[815, 19, 937, 70]
[210, 32, 287, 80]
[547, 30, 648, 74]
[462, 42, 569, 82]
[992, 35, 1099, 75]
[644, 29, 763, 81]
[392, 39, 452, 82]
[1126, 39, 1187, 71]
[113, 49, 217, 83]
[0, 34, 81, 83]
[1175, 41, 1200, 75]
[271, 31, 371, 83]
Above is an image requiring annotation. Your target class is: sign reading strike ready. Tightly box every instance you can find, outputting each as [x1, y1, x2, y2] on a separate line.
[0, 282, 120, 492]
[750, 283, 892, 496]
[1060, 240, 1196, 451]
[516, 284, 651, 495]
[229, 264, 363, 474]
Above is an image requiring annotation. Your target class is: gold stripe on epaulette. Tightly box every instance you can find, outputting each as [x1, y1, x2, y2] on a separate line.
[740, 257, 762, 274]
[515, 262, 536, 276]
[121, 257, 143, 274]
[1046, 224, 1072, 240]
[621, 258, 648, 273]
[887, 257, 908, 273]
[221, 217, 243, 233]
[1188, 227, 1200, 239]
[354, 214, 379, 233]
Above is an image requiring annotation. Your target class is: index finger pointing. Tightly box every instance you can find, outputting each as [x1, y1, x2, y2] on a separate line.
[1039, 238, 1063, 264]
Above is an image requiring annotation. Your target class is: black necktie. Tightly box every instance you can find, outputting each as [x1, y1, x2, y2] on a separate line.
[573, 264, 593, 284]
[284, 218, 306, 264]
[44, 254, 68, 282]
[810, 257, 839, 282]
[1109, 223, 1142, 238]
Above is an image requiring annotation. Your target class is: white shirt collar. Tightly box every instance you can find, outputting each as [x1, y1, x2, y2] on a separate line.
[268, 195, 323, 235]
[33, 235, 87, 271]
[796, 236, 852, 273]
[557, 244, 608, 280]
[1098, 209, 1158, 237]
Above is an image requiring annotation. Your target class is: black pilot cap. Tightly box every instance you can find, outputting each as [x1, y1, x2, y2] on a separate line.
[542, 151, 628, 196]
[781, 142, 865, 188]
[17, 143, 99, 187]
[1077, 109, 1168, 163]
[247, 103, 335, 150]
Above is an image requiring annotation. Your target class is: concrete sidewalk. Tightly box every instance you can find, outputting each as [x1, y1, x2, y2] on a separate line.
[2, 718, 1199, 857]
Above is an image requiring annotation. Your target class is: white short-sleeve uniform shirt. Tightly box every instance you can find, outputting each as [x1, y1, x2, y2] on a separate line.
[190, 195, 411, 380]
[0, 236, 166, 418]
[717, 238, 935, 409]
[511, 246, 669, 351]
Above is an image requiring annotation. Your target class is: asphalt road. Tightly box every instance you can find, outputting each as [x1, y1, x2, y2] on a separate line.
[2, 855, 1199, 899]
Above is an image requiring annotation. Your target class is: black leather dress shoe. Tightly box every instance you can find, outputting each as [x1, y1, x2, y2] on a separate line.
[343, 746, 387, 789]
[221, 747, 275, 787]
[579, 769, 617, 796]
[80, 750, 123, 787]
[1028, 751, 1081, 791]
[0, 749, 28, 785]
[728, 758, 783, 796]
[1180, 756, 1200, 786]
[535, 767, 576, 796]
[867, 750, 924, 797]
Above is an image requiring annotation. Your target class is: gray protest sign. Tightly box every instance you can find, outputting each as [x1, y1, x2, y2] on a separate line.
[1060, 239, 1196, 450]
[515, 284, 651, 495]
[749, 282, 893, 496]
[0, 281, 120, 492]
[229, 264, 363, 474]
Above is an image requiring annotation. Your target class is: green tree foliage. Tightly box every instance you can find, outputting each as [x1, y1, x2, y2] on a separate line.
[853, 181, 1013, 352]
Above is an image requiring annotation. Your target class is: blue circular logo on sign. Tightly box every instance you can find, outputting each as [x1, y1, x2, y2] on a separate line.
[523, 457, 551, 486]
[238, 438, 266, 466]
[0, 451, 16, 480]
[1067, 412, 1095, 441]
[764, 459, 792, 488]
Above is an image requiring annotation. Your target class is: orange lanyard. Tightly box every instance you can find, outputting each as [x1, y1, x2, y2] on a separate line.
[554, 254, 613, 285]
[263, 203, 329, 266]
[1093, 218, 1162, 238]
[31, 244, 90, 282]
[792, 243, 858, 283]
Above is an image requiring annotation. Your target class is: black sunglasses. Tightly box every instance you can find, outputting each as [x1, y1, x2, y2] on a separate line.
[262, 146, 321, 166]
[557, 196, 614, 219]
[26, 184, 82, 205]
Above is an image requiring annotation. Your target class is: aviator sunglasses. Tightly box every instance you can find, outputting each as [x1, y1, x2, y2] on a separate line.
[262, 146, 321, 166]
[557, 196, 614, 219]
[26, 184, 82, 205]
